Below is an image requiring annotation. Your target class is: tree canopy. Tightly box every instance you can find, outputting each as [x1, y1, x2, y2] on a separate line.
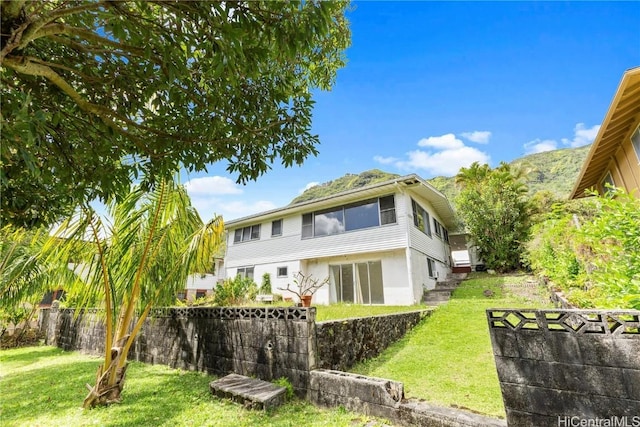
[455, 162, 533, 272]
[1, 1, 351, 228]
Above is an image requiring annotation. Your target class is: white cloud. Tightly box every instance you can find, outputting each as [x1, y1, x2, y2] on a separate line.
[522, 122, 600, 155]
[373, 155, 398, 165]
[460, 131, 492, 144]
[417, 133, 465, 149]
[190, 196, 277, 221]
[524, 139, 558, 155]
[184, 176, 243, 195]
[561, 123, 601, 148]
[396, 138, 491, 176]
[299, 182, 320, 194]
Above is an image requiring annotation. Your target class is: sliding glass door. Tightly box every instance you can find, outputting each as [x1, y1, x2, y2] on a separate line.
[330, 261, 384, 304]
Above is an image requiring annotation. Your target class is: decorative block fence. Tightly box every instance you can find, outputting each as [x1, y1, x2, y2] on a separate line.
[487, 309, 640, 427]
[39, 306, 432, 397]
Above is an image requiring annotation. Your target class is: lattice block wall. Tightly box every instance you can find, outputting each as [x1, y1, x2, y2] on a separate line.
[487, 309, 640, 426]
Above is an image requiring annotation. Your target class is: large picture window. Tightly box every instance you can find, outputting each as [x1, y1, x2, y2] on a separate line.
[301, 195, 396, 238]
[632, 125, 640, 162]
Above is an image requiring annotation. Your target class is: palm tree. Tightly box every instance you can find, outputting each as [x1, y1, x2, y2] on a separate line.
[43, 179, 224, 408]
[454, 162, 491, 189]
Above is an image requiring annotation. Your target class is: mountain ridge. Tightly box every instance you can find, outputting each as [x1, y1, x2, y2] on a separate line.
[291, 145, 591, 205]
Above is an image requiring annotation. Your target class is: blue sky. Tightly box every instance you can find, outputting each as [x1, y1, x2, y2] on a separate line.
[183, 1, 640, 222]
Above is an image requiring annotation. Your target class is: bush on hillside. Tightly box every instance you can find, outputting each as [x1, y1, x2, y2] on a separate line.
[526, 189, 640, 309]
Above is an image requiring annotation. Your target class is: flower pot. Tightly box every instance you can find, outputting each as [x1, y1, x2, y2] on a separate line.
[300, 295, 313, 307]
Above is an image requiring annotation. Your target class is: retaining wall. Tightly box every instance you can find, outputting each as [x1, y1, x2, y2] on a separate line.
[487, 309, 640, 426]
[315, 310, 432, 371]
[42, 306, 316, 395]
[39, 306, 430, 396]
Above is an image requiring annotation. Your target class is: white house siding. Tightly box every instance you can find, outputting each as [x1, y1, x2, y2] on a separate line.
[226, 197, 410, 268]
[224, 185, 452, 306]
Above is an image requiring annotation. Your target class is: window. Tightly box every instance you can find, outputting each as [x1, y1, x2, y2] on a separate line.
[330, 261, 384, 304]
[379, 195, 396, 225]
[602, 171, 615, 194]
[632, 125, 640, 162]
[443, 228, 449, 243]
[301, 195, 396, 238]
[271, 219, 283, 237]
[277, 266, 288, 277]
[176, 290, 187, 301]
[345, 199, 379, 231]
[236, 266, 255, 280]
[233, 224, 261, 243]
[433, 219, 442, 238]
[314, 207, 345, 236]
[427, 258, 436, 278]
[195, 289, 207, 299]
[412, 199, 431, 236]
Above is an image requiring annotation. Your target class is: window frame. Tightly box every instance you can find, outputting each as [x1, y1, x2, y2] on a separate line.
[411, 199, 432, 237]
[601, 171, 615, 194]
[233, 224, 261, 243]
[427, 257, 436, 279]
[301, 195, 396, 239]
[271, 219, 283, 237]
[631, 124, 640, 163]
[277, 266, 288, 278]
[236, 266, 255, 280]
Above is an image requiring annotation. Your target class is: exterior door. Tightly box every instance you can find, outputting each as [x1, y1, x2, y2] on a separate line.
[330, 261, 384, 304]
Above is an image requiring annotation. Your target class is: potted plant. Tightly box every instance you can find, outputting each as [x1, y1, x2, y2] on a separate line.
[277, 272, 328, 307]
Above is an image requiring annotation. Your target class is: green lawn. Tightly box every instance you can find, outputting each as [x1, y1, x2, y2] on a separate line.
[315, 303, 431, 322]
[350, 273, 553, 418]
[0, 346, 387, 427]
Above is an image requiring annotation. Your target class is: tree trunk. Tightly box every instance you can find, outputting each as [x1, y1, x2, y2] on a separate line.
[83, 344, 128, 408]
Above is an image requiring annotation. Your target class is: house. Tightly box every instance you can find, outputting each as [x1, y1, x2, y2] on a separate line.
[570, 67, 640, 199]
[224, 174, 456, 305]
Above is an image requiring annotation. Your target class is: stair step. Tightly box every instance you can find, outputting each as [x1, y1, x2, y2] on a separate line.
[210, 374, 286, 410]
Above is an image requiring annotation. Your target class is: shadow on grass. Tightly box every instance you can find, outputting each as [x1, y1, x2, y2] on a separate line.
[0, 347, 216, 427]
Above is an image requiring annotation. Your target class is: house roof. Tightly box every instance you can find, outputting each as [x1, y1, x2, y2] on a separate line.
[570, 67, 640, 199]
[225, 173, 457, 229]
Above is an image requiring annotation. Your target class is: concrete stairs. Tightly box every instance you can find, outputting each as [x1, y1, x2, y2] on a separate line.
[422, 273, 466, 305]
[210, 373, 286, 410]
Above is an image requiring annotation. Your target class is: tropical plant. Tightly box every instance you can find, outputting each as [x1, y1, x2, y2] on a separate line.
[526, 189, 640, 308]
[1, 1, 351, 228]
[213, 275, 258, 306]
[260, 272, 272, 295]
[455, 162, 534, 272]
[0, 225, 80, 316]
[43, 179, 224, 408]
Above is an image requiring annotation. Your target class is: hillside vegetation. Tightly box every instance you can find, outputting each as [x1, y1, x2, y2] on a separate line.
[291, 145, 591, 205]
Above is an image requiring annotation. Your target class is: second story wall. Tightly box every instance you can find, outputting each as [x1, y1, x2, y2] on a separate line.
[225, 193, 410, 267]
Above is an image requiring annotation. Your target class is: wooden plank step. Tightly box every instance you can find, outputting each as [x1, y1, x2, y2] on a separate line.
[210, 373, 286, 410]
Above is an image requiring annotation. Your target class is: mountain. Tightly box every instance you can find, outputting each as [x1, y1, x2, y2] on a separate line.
[291, 145, 591, 205]
[290, 169, 400, 204]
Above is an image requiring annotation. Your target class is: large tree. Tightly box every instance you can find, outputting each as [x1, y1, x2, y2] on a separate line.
[455, 162, 533, 272]
[1, 1, 351, 228]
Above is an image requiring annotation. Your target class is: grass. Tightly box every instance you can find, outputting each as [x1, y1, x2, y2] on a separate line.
[314, 303, 431, 322]
[350, 272, 553, 418]
[0, 346, 388, 427]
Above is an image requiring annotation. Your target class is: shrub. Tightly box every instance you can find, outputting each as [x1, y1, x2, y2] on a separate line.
[526, 189, 640, 309]
[260, 273, 272, 294]
[213, 275, 258, 306]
